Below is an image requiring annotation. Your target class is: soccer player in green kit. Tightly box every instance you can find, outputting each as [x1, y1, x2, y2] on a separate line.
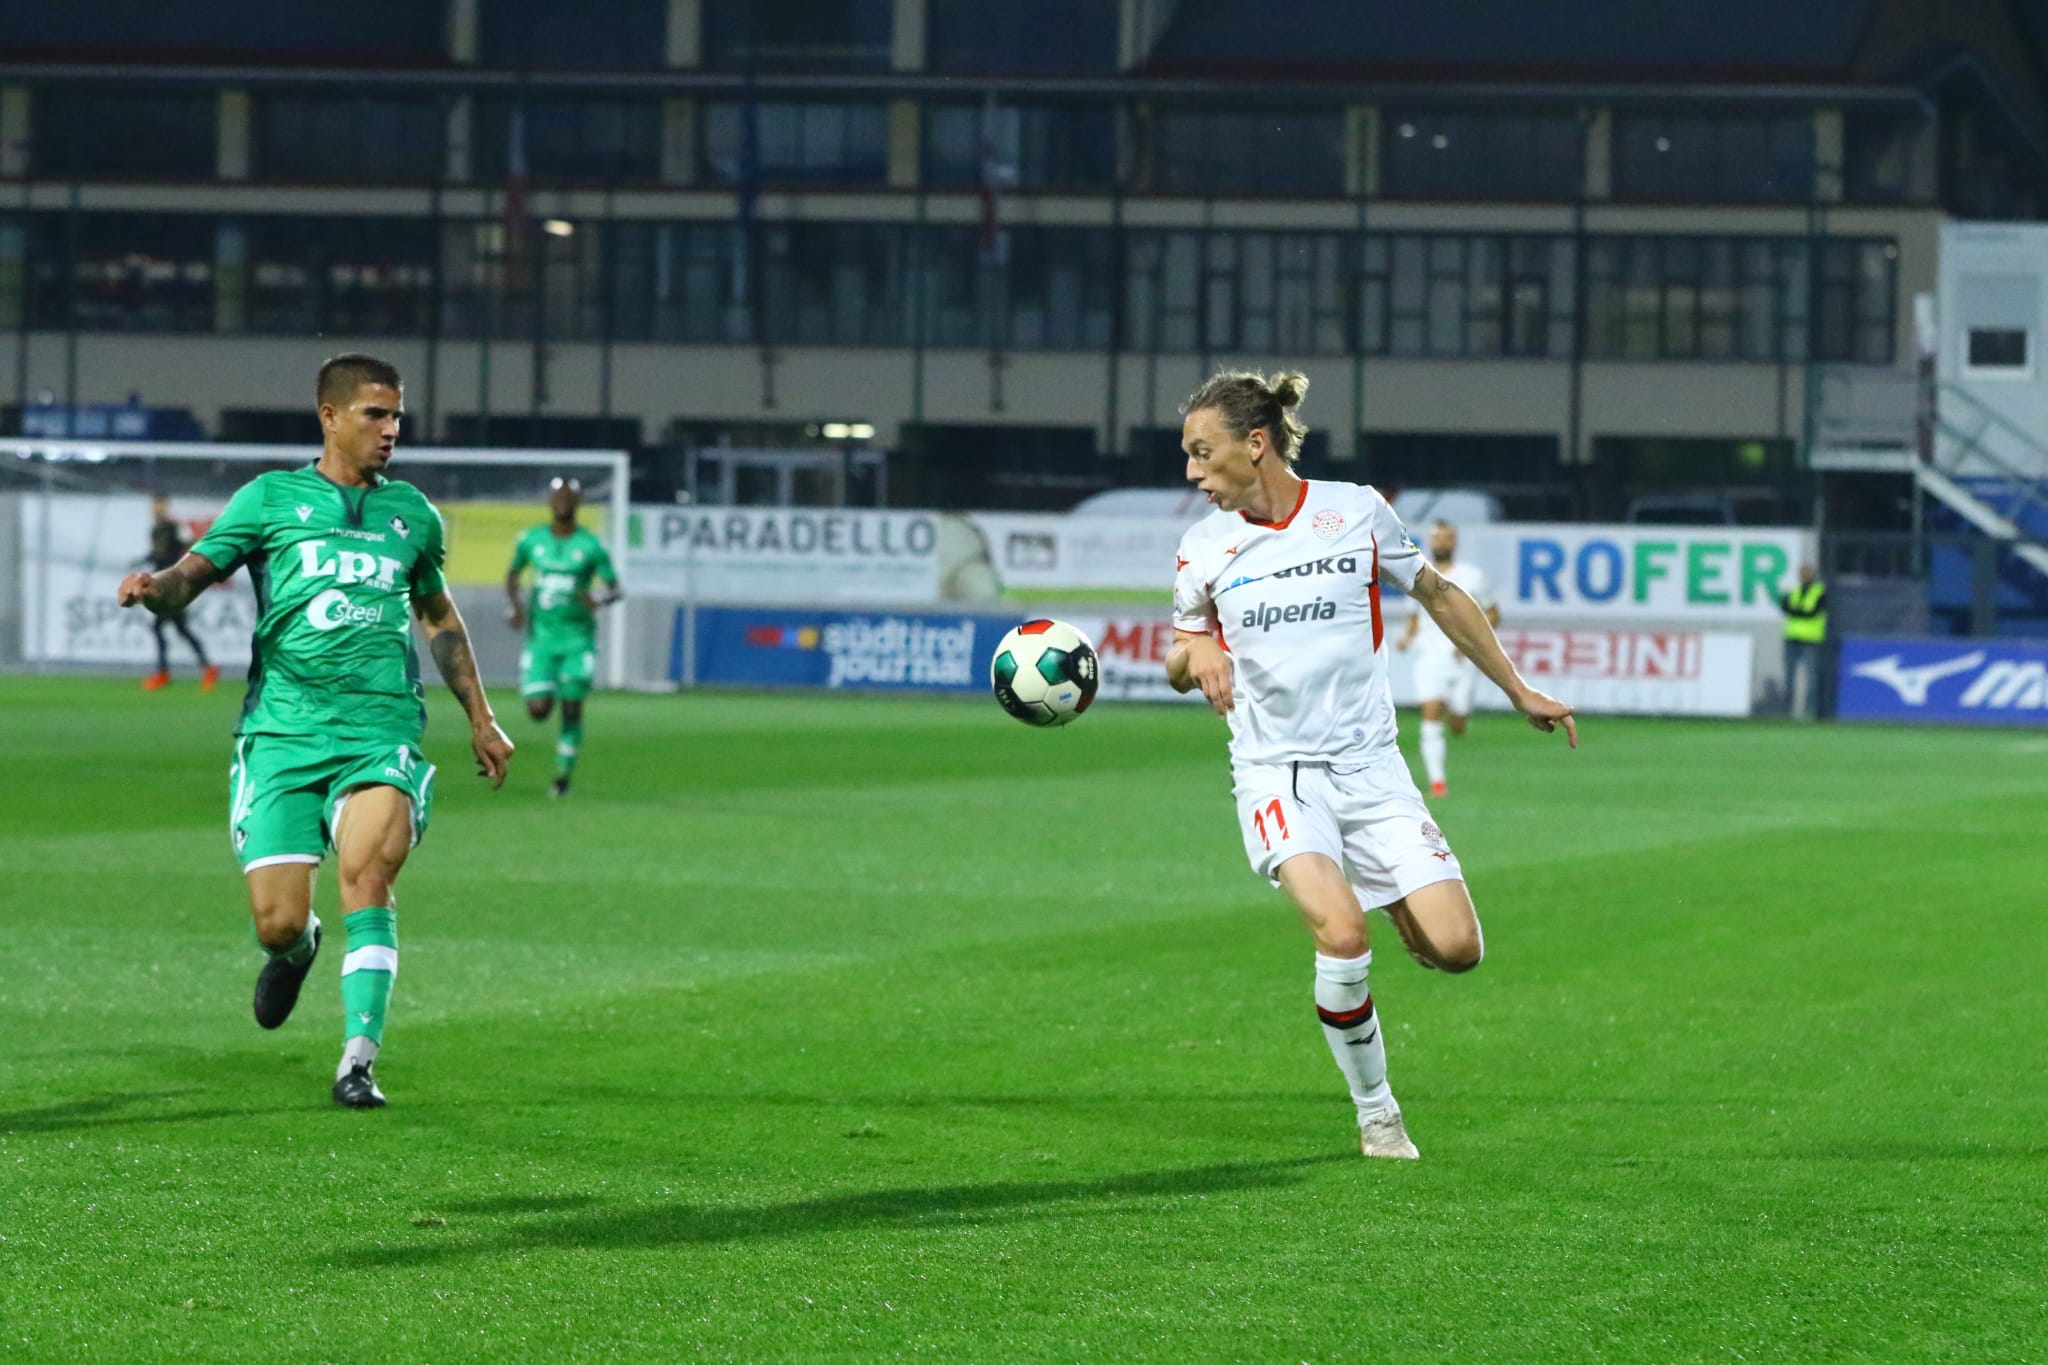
[116, 354, 515, 1109]
[505, 477, 621, 797]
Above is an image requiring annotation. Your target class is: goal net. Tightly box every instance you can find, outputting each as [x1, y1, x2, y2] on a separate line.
[1, 439, 635, 692]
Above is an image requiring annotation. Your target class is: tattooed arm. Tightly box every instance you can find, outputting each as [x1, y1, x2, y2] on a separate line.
[117, 553, 222, 615]
[414, 589, 515, 787]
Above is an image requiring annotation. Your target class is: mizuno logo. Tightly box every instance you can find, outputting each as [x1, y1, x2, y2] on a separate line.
[1849, 651, 1986, 706]
[296, 505, 314, 523]
[1346, 1029, 1379, 1047]
[1225, 543, 1244, 556]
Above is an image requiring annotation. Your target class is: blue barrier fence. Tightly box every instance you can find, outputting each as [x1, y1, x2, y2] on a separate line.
[1834, 636, 2048, 726]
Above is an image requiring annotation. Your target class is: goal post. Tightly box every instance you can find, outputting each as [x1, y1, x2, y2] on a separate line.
[1, 439, 634, 690]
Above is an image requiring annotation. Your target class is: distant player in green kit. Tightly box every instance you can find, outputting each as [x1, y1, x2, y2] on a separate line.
[116, 354, 515, 1109]
[505, 477, 621, 797]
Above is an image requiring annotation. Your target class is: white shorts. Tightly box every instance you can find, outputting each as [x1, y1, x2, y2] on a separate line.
[1231, 755, 1463, 909]
[1412, 649, 1476, 715]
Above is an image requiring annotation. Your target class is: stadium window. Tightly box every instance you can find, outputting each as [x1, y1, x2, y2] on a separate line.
[601, 222, 657, 342]
[646, 223, 752, 343]
[1378, 233, 1482, 357]
[1155, 109, 1347, 196]
[922, 103, 1117, 191]
[1615, 113, 1817, 203]
[1579, 234, 1890, 363]
[926, 0, 1119, 74]
[253, 96, 445, 184]
[1464, 237, 1503, 354]
[1845, 110, 1937, 205]
[1381, 110, 1586, 201]
[1357, 235, 1390, 354]
[478, 0, 667, 69]
[472, 99, 663, 185]
[1814, 239, 1897, 364]
[701, 101, 890, 187]
[1236, 232, 1351, 358]
[1159, 233, 1201, 351]
[1966, 328, 2030, 373]
[0, 218, 22, 330]
[911, 225, 994, 348]
[33, 90, 216, 180]
[1120, 233, 1161, 352]
[241, 217, 438, 337]
[759, 221, 908, 347]
[1003, 227, 1114, 351]
[27, 213, 217, 333]
[1202, 233, 1239, 352]
[703, 0, 893, 70]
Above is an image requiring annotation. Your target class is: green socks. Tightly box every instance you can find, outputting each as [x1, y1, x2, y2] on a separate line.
[556, 714, 584, 781]
[339, 907, 397, 1076]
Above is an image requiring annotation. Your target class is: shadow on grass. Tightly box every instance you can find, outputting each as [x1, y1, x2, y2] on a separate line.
[345, 1154, 1349, 1269]
[433, 1193, 604, 1216]
[0, 1089, 265, 1134]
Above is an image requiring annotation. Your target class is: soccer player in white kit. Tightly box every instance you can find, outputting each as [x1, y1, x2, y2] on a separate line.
[1164, 372, 1576, 1159]
[1395, 521, 1500, 798]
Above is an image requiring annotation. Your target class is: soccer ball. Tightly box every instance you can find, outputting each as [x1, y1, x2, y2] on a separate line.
[991, 619, 1099, 727]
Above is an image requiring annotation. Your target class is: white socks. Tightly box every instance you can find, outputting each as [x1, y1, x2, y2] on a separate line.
[1314, 951, 1396, 1123]
[1420, 719, 1448, 786]
[338, 1035, 379, 1080]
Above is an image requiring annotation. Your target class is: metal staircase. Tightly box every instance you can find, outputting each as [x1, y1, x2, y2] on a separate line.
[1813, 368, 2048, 579]
[1924, 383, 2048, 583]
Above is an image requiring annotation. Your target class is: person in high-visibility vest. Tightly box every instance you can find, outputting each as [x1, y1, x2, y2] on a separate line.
[1780, 562, 1829, 720]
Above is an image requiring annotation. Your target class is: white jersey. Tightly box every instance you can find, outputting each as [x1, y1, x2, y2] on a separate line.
[1411, 559, 1495, 661]
[1173, 480, 1424, 766]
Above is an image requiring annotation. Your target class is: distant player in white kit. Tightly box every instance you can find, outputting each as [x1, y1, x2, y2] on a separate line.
[1395, 521, 1500, 798]
[1164, 371, 1576, 1159]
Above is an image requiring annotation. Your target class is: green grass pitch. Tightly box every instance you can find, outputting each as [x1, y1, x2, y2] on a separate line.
[1, 675, 2043, 1361]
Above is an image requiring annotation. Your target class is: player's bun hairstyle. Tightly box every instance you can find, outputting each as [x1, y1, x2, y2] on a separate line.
[317, 353, 404, 408]
[1182, 369, 1310, 465]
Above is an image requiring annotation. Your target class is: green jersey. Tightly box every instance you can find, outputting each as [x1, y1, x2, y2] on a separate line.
[509, 524, 616, 644]
[191, 466, 448, 743]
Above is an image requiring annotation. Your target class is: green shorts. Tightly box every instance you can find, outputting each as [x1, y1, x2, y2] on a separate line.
[226, 733, 436, 872]
[520, 638, 598, 702]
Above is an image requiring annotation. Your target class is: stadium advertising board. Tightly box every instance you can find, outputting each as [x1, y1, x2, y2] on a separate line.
[1449, 627, 1754, 716]
[678, 607, 1754, 717]
[1079, 614, 1753, 715]
[967, 514, 1185, 593]
[678, 607, 1018, 692]
[629, 508, 950, 603]
[1433, 525, 1811, 623]
[627, 506, 1809, 619]
[1835, 637, 2048, 726]
[18, 495, 259, 666]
